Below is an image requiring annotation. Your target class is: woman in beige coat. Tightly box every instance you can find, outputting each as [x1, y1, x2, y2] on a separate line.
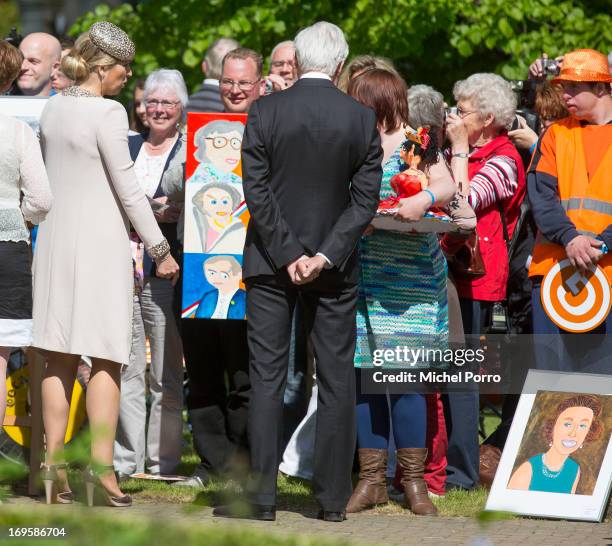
[33, 22, 179, 507]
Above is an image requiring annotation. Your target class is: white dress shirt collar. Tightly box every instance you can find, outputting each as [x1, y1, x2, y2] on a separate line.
[300, 72, 332, 81]
[204, 78, 219, 86]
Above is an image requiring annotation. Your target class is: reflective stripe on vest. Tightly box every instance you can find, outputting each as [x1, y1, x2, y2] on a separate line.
[561, 198, 612, 215]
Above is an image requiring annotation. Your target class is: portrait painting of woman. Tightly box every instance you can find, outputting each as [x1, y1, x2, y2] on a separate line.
[508, 395, 604, 494]
[192, 181, 246, 254]
[186, 119, 244, 197]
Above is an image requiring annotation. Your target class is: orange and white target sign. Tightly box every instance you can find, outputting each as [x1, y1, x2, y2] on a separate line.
[541, 259, 611, 333]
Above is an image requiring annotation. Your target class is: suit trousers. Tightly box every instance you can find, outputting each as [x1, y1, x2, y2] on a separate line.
[114, 277, 184, 475]
[246, 276, 357, 511]
[182, 317, 250, 476]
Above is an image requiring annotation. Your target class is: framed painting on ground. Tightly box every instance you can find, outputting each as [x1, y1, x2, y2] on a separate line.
[486, 369, 612, 521]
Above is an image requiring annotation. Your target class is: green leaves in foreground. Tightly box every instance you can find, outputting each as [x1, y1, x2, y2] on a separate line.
[0, 507, 352, 546]
[477, 509, 516, 524]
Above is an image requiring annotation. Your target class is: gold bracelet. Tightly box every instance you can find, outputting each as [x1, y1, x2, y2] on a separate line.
[148, 239, 171, 261]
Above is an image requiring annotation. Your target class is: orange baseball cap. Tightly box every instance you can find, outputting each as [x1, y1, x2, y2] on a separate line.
[552, 49, 612, 84]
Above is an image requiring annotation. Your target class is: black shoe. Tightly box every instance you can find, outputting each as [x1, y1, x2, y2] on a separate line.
[317, 510, 346, 522]
[213, 502, 276, 521]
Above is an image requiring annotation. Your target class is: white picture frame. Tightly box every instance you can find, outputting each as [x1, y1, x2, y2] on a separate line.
[0, 96, 48, 136]
[486, 370, 612, 521]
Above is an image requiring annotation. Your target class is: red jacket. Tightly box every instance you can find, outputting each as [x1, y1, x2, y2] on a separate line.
[447, 135, 526, 301]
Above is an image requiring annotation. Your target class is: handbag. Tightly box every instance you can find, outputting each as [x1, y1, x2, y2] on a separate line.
[447, 231, 486, 277]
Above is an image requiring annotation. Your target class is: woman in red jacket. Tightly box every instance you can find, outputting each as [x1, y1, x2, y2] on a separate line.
[442, 73, 526, 491]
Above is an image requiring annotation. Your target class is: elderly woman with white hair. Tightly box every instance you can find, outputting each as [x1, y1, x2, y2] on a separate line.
[113, 68, 187, 478]
[441, 73, 526, 492]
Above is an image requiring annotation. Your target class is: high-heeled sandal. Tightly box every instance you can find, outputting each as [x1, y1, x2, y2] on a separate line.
[41, 463, 74, 505]
[83, 466, 132, 508]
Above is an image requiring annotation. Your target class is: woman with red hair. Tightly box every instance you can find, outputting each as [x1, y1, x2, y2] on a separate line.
[346, 69, 455, 516]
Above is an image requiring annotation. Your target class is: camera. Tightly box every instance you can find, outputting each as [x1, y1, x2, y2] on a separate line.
[445, 106, 457, 120]
[264, 78, 274, 95]
[540, 58, 560, 77]
[509, 80, 540, 134]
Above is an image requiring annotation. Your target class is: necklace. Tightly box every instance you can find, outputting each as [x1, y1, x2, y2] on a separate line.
[62, 86, 100, 98]
[541, 453, 564, 479]
[146, 137, 175, 152]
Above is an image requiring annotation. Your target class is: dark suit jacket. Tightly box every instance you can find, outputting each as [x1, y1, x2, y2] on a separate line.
[241, 77, 382, 285]
[187, 81, 224, 113]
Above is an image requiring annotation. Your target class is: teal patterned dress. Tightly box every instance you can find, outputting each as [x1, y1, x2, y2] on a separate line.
[355, 146, 448, 368]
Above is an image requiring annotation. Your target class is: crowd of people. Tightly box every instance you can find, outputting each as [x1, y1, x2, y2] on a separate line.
[0, 18, 610, 520]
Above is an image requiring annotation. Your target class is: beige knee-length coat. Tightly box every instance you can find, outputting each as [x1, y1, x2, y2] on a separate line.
[33, 95, 164, 365]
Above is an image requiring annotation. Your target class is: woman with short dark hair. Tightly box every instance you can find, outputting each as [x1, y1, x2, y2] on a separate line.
[347, 69, 455, 516]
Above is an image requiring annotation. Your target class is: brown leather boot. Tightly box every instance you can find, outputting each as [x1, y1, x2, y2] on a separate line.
[396, 448, 438, 516]
[346, 449, 389, 513]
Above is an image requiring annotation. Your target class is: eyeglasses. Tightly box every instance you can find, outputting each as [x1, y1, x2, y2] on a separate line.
[220, 78, 260, 92]
[206, 136, 242, 150]
[271, 60, 295, 69]
[456, 106, 478, 118]
[145, 99, 181, 110]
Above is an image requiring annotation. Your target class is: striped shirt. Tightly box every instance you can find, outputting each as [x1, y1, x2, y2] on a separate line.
[469, 155, 518, 211]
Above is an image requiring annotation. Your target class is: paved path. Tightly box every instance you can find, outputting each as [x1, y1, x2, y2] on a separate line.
[4, 496, 612, 546]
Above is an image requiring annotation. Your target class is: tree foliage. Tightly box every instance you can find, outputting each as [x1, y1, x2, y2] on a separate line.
[70, 0, 612, 99]
[0, 0, 20, 40]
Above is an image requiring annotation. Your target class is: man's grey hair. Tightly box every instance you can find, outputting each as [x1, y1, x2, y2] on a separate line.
[204, 38, 240, 80]
[270, 40, 294, 63]
[294, 22, 348, 77]
[143, 68, 189, 110]
[407, 85, 445, 132]
[453, 73, 517, 130]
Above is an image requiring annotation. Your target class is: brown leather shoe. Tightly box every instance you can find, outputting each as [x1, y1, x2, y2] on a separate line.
[396, 448, 437, 516]
[479, 444, 501, 489]
[346, 448, 388, 513]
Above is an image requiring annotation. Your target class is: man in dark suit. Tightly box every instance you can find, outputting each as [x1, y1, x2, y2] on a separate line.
[186, 37, 239, 113]
[214, 21, 382, 522]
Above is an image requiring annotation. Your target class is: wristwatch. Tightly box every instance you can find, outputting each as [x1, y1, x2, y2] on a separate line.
[596, 236, 609, 255]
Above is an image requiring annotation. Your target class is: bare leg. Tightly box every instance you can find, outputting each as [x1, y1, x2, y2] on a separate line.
[42, 351, 80, 492]
[0, 347, 10, 426]
[87, 358, 124, 497]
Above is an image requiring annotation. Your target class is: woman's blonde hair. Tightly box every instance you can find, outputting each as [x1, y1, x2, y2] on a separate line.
[61, 31, 120, 84]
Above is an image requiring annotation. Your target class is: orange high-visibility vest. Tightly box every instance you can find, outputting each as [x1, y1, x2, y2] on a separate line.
[529, 117, 612, 283]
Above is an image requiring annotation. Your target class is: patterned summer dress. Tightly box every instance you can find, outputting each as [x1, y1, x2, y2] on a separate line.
[354, 146, 448, 368]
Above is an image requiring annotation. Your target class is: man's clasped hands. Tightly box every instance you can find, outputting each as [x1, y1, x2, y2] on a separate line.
[286, 254, 328, 285]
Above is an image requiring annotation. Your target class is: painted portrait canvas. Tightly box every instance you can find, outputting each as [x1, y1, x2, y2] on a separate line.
[0, 96, 48, 137]
[486, 370, 612, 521]
[182, 112, 249, 320]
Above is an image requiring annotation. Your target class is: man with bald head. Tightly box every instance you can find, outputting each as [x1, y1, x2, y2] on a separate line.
[18, 32, 61, 96]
